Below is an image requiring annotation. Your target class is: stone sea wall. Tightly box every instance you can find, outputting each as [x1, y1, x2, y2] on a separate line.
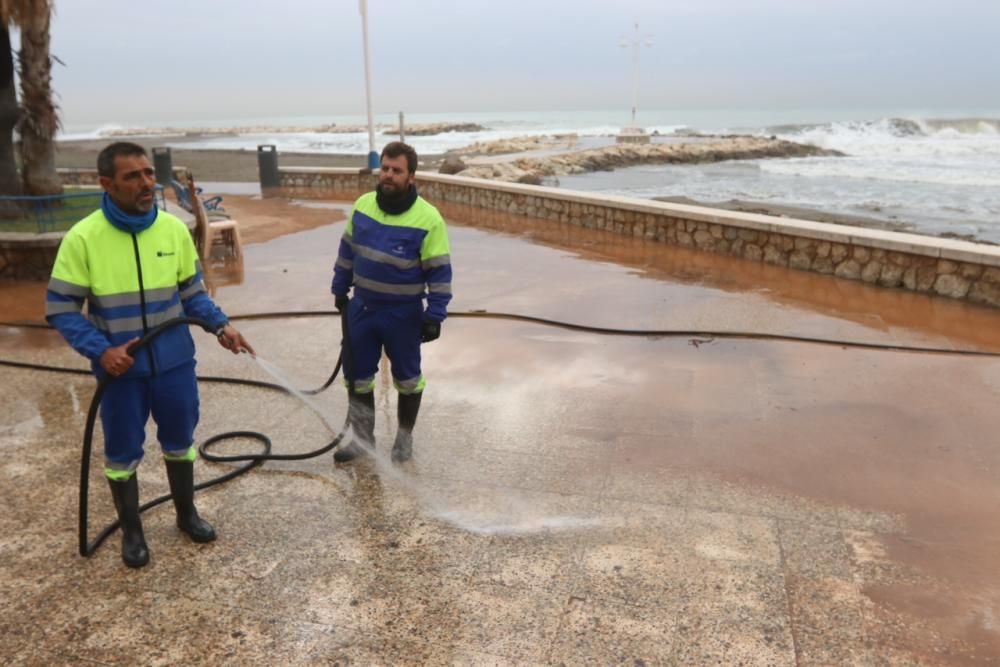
[277, 167, 1000, 308]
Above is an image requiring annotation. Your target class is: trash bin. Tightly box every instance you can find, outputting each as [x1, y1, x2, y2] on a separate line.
[152, 147, 173, 185]
[257, 145, 280, 192]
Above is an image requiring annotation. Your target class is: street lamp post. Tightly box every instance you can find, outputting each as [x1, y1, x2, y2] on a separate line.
[359, 0, 378, 170]
[617, 23, 653, 143]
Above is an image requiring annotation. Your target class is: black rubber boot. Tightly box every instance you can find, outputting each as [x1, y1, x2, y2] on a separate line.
[335, 391, 376, 463]
[107, 475, 149, 568]
[392, 391, 422, 463]
[164, 459, 217, 543]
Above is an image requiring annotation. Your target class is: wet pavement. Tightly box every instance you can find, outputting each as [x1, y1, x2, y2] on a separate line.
[3, 197, 1000, 664]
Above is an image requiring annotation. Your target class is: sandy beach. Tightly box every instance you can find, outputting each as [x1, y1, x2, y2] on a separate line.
[56, 136, 446, 182]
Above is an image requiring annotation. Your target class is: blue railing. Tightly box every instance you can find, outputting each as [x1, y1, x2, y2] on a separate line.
[0, 186, 167, 234]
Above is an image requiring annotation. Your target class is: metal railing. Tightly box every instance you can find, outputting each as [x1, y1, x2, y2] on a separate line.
[0, 186, 166, 234]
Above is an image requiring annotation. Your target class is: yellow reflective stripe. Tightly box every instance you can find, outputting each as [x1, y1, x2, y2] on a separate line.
[163, 446, 197, 462]
[394, 375, 425, 394]
[104, 458, 140, 481]
[343, 377, 376, 393]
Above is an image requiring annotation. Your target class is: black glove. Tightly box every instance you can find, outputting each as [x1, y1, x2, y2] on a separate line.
[420, 320, 441, 343]
[334, 293, 349, 312]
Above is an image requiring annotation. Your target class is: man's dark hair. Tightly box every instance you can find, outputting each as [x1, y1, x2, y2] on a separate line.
[97, 141, 148, 178]
[381, 141, 418, 173]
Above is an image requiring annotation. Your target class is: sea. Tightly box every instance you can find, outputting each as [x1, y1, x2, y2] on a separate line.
[60, 109, 1000, 242]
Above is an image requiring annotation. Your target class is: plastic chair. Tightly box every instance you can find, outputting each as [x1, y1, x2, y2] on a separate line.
[170, 179, 223, 213]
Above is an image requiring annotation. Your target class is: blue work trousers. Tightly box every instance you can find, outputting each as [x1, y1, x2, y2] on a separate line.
[343, 297, 423, 394]
[99, 361, 199, 470]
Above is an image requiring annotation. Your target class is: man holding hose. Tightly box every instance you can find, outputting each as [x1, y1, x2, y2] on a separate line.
[45, 141, 254, 568]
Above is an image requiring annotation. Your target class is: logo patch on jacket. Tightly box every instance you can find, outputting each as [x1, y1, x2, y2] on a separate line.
[157, 250, 175, 257]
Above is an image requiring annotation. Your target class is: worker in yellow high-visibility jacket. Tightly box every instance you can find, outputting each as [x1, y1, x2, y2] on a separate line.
[46, 141, 254, 569]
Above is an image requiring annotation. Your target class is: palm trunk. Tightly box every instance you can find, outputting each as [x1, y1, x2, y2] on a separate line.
[17, 2, 60, 196]
[0, 25, 21, 200]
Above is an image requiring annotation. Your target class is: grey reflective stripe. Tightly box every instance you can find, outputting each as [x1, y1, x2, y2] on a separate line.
[422, 254, 451, 269]
[343, 232, 353, 244]
[90, 286, 178, 309]
[45, 300, 82, 316]
[47, 276, 88, 298]
[354, 275, 425, 296]
[105, 459, 140, 472]
[353, 377, 375, 392]
[335, 257, 353, 270]
[428, 282, 452, 294]
[350, 243, 421, 270]
[395, 376, 422, 392]
[179, 280, 206, 300]
[90, 302, 185, 334]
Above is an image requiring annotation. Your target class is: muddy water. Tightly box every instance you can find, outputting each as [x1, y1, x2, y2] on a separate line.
[438, 202, 1000, 352]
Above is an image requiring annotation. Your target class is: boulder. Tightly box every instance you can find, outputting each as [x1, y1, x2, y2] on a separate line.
[438, 156, 468, 175]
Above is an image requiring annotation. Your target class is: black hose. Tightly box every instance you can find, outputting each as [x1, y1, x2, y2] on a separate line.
[5, 309, 999, 356]
[72, 314, 350, 558]
[1, 307, 999, 559]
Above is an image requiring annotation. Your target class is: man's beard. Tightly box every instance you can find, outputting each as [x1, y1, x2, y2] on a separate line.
[375, 182, 417, 214]
[379, 180, 404, 195]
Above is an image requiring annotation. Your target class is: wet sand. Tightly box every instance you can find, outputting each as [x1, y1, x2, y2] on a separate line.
[56, 136, 446, 182]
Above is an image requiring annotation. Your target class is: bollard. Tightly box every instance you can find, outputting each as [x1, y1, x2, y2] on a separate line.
[152, 147, 173, 186]
[257, 144, 280, 195]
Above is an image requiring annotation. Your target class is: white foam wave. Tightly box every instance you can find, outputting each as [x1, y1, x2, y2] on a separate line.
[758, 156, 1000, 188]
[58, 123, 131, 141]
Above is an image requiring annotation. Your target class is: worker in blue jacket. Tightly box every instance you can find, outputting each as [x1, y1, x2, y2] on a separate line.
[46, 142, 254, 568]
[331, 141, 452, 463]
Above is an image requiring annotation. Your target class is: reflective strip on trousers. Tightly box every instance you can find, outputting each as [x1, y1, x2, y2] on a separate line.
[394, 375, 425, 394]
[163, 445, 197, 462]
[104, 459, 140, 481]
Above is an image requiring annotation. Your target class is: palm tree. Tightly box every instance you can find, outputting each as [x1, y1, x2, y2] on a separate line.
[0, 24, 20, 197]
[0, 0, 61, 197]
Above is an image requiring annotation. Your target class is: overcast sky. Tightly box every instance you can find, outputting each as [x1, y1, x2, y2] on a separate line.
[42, 0, 1000, 127]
